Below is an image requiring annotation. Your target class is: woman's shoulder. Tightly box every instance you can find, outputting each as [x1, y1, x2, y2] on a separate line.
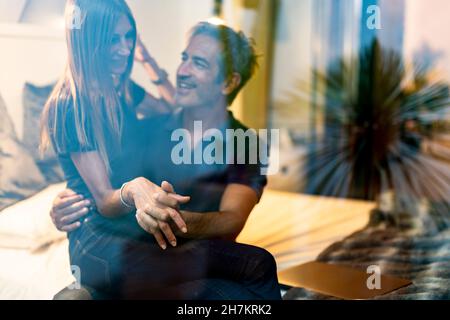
[46, 87, 73, 115]
[48, 94, 96, 154]
[45, 92, 73, 133]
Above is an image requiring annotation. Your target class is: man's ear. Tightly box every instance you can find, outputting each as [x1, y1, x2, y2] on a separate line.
[222, 72, 242, 95]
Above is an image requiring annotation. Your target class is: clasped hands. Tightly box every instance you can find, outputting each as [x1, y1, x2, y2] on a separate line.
[124, 177, 190, 250]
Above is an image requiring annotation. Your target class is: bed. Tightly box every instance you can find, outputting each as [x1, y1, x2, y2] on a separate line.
[0, 183, 73, 300]
[0, 181, 376, 300]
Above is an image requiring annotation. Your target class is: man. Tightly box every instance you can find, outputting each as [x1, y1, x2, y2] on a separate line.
[52, 22, 280, 300]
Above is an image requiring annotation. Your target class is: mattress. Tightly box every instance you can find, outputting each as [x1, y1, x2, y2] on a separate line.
[0, 240, 74, 300]
[0, 183, 74, 300]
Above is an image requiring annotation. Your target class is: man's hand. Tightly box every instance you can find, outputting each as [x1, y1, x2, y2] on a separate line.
[50, 189, 92, 232]
[126, 178, 190, 250]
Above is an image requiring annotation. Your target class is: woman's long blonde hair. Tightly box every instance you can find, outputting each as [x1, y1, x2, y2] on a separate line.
[40, 0, 137, 173]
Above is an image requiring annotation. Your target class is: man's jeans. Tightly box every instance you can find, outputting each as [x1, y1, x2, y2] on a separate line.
[69, 216, 282, 300]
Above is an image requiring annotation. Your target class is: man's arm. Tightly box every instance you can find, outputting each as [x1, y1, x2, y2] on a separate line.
[162, 183, 258, 241]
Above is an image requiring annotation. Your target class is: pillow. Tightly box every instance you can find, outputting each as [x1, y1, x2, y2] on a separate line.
[0, 183, 67, 252]
[22, 82, 64, 183]
[0, 92, 17, 137]
[0, 133, 48, 211]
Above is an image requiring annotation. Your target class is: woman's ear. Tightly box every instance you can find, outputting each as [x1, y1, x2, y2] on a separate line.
[222, 72, 242, 95]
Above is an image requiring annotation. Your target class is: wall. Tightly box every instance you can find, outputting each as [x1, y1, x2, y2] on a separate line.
[269, 0, 313, 136]
[403, 0, 450, 83]
[0, 24, 66, 140]
[127, 0, 213, 96]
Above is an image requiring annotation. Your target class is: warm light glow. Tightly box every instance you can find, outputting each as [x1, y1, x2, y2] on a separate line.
[206, 16, 226, 26]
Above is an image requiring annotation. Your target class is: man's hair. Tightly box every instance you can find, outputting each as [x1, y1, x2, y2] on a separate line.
[189, 22, 258, 105]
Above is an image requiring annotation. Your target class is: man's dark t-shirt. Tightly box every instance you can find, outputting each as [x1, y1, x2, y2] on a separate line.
[139, 108, 267, 214]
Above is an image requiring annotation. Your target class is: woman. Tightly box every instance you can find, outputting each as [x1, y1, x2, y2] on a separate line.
[41, 0, 280, 299]
[41, 0, 188, 247]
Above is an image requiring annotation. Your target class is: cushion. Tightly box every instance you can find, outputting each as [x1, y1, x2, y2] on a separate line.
[22, 82, 64, 183]
[0, 182, 67, 252]
[0, 133, 48, 211]
[0, 92, 16, 137]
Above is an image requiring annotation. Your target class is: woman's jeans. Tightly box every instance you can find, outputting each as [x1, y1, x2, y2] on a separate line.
[69, 216, 282, 300]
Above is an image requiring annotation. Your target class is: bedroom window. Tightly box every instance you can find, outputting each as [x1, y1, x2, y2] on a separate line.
[267, 0, 450, 204]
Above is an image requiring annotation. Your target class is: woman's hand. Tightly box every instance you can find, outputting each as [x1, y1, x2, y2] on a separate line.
[50, 189, 92, 232]
[134, 34, 176, 105]
[134, 35, 152, 64]
[124, 177, 190, 249]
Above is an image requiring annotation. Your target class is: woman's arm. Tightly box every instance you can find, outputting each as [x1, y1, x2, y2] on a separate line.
[135, 35, 176, 106]
[70, 151, 190, 249]
[71, 152, 126, 217]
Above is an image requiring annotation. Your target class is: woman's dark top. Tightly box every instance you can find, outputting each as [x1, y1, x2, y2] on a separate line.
[140, 109, 267, 214]
[49, 81, 148, 241]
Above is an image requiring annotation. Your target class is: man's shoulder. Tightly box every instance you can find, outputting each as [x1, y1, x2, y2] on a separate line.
[227, 111, 250, 131]
[226, 112, 264, 144]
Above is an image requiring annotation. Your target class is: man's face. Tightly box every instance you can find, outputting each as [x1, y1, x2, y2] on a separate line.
[175, 34, 226, 108]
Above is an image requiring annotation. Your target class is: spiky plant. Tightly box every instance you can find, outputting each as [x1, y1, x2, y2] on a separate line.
[291, 40, 450, 231]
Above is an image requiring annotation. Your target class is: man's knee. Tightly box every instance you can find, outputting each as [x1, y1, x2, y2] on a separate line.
[53, 283, 93, 300]
[248, 246, 278, 276]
